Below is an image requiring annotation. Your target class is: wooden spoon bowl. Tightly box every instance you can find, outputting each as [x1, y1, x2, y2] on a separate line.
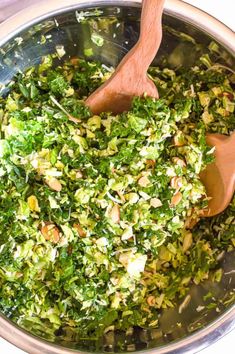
[200, 132, 235, 217]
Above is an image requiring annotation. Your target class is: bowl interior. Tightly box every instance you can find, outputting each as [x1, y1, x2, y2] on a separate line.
[0, 3, 235, 353]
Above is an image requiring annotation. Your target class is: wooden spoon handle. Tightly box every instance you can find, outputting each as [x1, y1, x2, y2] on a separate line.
[114, 0, 165, 75]
[138, 0, 165, 72]
[86, 0, 164, 114]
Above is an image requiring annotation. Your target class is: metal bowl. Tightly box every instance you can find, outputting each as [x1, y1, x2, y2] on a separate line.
[0, 1, 235, 353]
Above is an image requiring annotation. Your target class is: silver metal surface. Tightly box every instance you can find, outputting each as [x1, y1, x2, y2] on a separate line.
[0, 1, 235, 353]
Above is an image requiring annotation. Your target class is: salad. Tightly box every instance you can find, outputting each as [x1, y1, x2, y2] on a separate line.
[0, 52, 234, 343]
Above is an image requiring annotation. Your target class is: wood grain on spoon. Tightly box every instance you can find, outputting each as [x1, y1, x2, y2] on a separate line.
[86, 0, 165, 115]
[200, 132, 235, 217]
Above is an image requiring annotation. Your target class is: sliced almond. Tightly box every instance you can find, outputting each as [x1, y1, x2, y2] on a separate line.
[45, 177, 62, 192]
[172, 157, 186, 168]
[73, 223, 86, 237]
[146, 159, 156, 168]
[150, 198, 162, 208]
[110, 204, 120, 223]
[173, 132, 185, 147]
[170, 192, 182, 207]
[76, 171, 83, 179]
[138, 175, 150, 187]
[147, 295, 156, 307]
[41, 222, 60, 243]
[170, 176, 183, 190]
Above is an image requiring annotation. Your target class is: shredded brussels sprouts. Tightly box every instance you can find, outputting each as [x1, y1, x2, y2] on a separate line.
[0, 53, 234, 342]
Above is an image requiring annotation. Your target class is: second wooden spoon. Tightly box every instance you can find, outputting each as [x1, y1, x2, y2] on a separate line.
[200, 132, 235, 217]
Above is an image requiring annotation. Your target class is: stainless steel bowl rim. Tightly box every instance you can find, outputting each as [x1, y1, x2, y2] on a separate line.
[0, 0, 234, 54]
[0, 1, 235, 353]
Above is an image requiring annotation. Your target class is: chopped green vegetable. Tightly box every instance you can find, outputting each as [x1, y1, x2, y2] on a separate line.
[0, 54, 234, 344]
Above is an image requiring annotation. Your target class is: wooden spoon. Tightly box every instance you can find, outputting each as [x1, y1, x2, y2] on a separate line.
[200, 132, 235, 217]
[86, 0, 235, 219]
[86, 0, 165, 115]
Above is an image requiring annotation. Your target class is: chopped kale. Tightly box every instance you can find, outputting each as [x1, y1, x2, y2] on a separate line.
[0, 54, 234, 342]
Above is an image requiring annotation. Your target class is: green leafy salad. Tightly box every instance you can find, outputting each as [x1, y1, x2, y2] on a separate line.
[0, 53, 234, 341]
